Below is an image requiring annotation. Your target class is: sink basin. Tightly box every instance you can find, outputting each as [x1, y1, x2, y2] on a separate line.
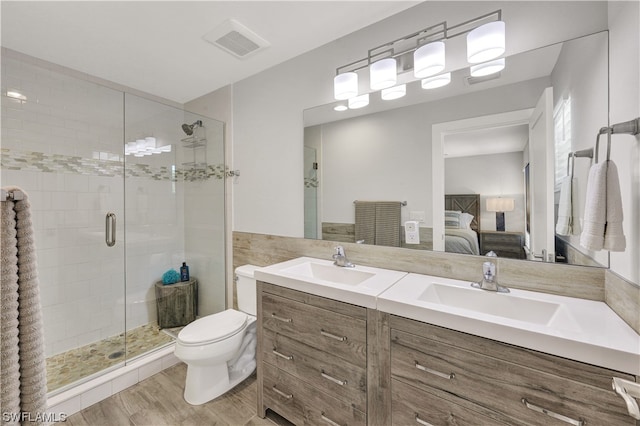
[281, 262, 375, 286]
[419, 284, 562, 326]
[254, 257, 407, 308]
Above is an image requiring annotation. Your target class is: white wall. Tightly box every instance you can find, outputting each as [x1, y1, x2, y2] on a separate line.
[231, 1, 608, 239]
[608, 1, 640, 284]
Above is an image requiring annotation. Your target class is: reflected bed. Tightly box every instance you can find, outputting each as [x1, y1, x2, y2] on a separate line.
[445, 194, 481, 255]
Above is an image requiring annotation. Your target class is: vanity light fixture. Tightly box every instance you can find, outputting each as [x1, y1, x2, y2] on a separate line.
[467, 21, 506, 63]
[421, 72, 451, 89]
[333, 71, 358, 100]
[414, 41, 446, 78]
[381, 84, 406, 100]
[125, 136, 171, 156]
[6, 90, 27, 101]
[332, 10, 504, 105]
[370, 58, 397, 90]
[470, 57, 505, 77]
[348, 94, 369, 109]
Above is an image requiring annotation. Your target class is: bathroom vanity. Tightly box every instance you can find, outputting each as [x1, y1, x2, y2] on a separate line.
[254, 257, 640, 425]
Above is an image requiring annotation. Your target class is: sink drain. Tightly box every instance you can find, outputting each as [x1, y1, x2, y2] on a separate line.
[107, 350, 124, 360]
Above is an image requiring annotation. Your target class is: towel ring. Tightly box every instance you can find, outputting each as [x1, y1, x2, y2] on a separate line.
[594, 130, 611, 164]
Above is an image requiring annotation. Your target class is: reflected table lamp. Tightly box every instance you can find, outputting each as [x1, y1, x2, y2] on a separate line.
[486, 197, 515, 232]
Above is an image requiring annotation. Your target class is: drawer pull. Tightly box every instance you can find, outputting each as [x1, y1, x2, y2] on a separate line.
[321, 412, 342, 426]
[321, 370, 347, 386]
[320, 329, 347, 342]
[272, 349, 293, 361]
[415, 361, 455, 380]
[415, 414, 434, 426]
[272, 386, 293, 400]
[271, 313, 292, 323]
[521, 398, 585, 426]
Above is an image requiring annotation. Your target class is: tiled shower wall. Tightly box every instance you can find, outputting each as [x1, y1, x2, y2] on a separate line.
[0, 52, 195, 357]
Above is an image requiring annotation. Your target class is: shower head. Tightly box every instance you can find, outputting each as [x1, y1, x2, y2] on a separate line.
[181, 120, 203, 136]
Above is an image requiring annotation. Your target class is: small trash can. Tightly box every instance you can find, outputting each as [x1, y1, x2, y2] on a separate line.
[154, 277, 198, 328]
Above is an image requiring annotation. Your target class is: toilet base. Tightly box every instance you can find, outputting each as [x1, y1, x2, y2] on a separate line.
[183, 361, 256, 405]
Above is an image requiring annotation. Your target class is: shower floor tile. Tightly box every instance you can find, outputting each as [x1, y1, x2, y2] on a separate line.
[46, 323, 174, 393]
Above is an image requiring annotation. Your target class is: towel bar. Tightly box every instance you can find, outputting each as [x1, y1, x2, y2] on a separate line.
[0, 189, 24, 202]
[567, 148, 594, 176]
[595, 117, 640, 163]
[354, 200, 407, 206]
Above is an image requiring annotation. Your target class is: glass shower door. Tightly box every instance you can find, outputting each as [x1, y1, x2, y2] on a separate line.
[1, 52, 127, 393]
[123, 94, 227, 359]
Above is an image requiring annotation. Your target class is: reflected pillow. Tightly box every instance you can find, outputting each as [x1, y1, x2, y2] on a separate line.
[460, 212, 474, 229]
[445, 210, 462, 228]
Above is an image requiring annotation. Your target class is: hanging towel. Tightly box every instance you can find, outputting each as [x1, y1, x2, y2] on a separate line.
[1, 197, 21, 425]
[603, 161, 626, 251]
[580, 161, 626, 251]
[355, 201, 401, 247]
[355, 202, 376, 245]
[556, 176, 573, 236]
[0, 187, 48, 425]
[556, 176, 581, 236]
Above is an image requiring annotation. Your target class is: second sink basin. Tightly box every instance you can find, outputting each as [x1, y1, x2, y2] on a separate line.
[419, 283, 563, 326]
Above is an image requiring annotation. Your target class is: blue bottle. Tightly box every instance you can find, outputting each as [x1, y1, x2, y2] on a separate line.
[180, 262, 190, 282]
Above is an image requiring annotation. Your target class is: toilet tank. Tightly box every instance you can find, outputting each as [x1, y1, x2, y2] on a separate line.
[235, 264, 260, 316]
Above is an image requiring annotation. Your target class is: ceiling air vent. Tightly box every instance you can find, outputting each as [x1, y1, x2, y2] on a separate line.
[203, 19, 269, 59]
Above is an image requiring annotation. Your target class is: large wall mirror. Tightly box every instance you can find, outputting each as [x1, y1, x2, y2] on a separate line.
[304, 30, 610, 268]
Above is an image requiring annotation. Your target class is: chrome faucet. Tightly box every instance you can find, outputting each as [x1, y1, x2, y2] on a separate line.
[332, 245, 355, 267]
[471, 254, 509, 293]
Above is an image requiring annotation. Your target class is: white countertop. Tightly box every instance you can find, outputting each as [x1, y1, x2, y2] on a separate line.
[377, 273, 640, 376]
[254, 257, 407, 309]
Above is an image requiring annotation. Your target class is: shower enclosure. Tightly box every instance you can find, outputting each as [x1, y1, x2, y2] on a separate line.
[1, 51, 226, 394]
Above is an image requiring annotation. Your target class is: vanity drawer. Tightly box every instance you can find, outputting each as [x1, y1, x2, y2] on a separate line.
[263, 362, 366, 426]
[392, 379, 508, 426]
[391, 329, 634, 425]
[263, 329, 367, 412]
[262, 292, 367, 365]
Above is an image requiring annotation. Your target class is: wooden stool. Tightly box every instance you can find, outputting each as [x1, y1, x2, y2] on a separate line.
[155, 278, 198, 329]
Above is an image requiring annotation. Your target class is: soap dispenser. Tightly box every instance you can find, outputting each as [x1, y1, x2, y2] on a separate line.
[180, 262, 190, 282]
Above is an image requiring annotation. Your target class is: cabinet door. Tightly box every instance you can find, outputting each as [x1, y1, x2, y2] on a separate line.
[263, 362, 366, 426]
[262, 292, 367, 365]
[392, 379, 508, 426]
[263, 329, 367, 412]
[392, 329, 634, 425]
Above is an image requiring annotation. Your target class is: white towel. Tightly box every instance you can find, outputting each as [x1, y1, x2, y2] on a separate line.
[580, 163, 607, 250]
[580, 161, 625, 251]
[603, 161, 626, 251]
[556, 176, 572, 235]
[556, 176, 581, 236]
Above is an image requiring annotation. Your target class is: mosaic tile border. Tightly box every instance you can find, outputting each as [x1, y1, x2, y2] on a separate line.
[1, 148, 226, 182]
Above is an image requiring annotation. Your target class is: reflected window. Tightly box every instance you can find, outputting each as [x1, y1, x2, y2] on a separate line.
[553, 96, 572, 187]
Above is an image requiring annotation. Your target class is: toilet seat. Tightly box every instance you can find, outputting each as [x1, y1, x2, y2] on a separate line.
[177, 309, 248, 346]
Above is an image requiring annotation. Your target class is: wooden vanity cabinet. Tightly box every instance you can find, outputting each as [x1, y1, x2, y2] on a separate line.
[257, 281, 370, 425]
[389, 315, 637, 426]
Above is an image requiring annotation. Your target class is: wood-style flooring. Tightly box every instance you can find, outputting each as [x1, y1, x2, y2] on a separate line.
[66, 363, 289, 426]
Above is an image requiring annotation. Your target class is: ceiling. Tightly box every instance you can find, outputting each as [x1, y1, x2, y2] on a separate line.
[1, 1, 418, 104]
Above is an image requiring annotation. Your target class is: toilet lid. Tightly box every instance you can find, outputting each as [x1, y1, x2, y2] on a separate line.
[177, 309, 248, 345]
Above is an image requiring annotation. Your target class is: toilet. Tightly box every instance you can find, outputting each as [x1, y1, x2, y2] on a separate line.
[174, 264, 260, 405]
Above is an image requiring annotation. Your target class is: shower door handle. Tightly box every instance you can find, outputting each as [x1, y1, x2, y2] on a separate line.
[105, 212, 116, 247]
